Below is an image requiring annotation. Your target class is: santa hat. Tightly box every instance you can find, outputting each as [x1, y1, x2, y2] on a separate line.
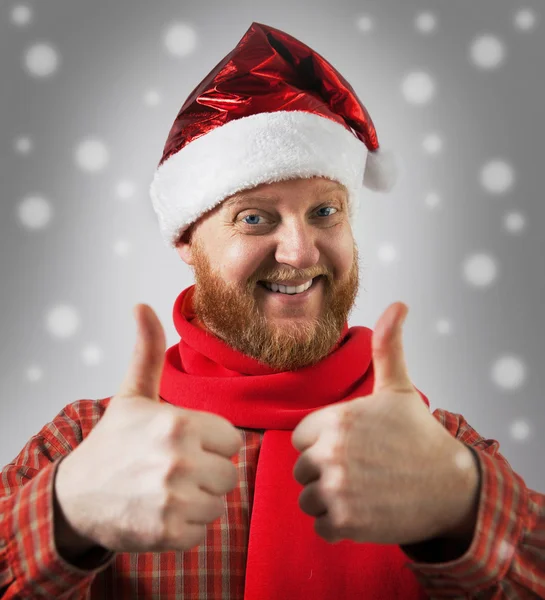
[149, 22, 397, 249]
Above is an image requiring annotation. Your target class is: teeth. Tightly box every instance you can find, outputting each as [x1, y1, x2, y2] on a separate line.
[263, 278, 314, 295]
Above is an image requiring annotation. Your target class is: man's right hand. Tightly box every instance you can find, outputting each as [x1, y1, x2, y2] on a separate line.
[54, 304, 244, 555]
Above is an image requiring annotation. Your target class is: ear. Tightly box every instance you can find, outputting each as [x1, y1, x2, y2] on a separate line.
[175, 226, 196, 266]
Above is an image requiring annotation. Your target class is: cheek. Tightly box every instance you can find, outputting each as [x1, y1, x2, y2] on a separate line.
[221, 243, 266, 284]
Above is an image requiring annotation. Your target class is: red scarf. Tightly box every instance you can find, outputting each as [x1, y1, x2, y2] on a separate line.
[160, 285, 429, 599]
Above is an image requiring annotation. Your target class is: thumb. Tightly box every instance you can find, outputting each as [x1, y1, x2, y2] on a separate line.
[117, 304, 167, 401]
[371, 302, 414, 394]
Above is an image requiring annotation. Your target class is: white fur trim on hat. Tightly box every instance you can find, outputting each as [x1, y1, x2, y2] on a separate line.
[150, 110, 370, 249]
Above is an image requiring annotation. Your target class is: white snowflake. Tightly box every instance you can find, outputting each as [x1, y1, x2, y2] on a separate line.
[17, 196, 52, 230]
[469, 34, 505, 69]
[514, 8, 538, 31]
[14, 136, 33, 154]
[356, 15, 374, 33]
[435, 319, 452, 335]
[26, 365, 43, 382]
[510, 419, 531, 441]
[480, 160, 515, 194]
[82, 344, 103, 366]
[45, 305, 81, 339]
[504, 211, 526, 233]
[401, 71, 436, 105]
[116, 180, 136, 200]
[114, 239, 131, 256]
[144, 89, 161, 106]
[75, 138, 110, 172]
[462, 253, 498, 288]
[424, 192, 441, 209]
[491, 355, 526, 390]
[377, 243, 398, 264]
[163, 22, 198, 57]
[11, 4, 33, 26]
[24, 43, 60, 77]
[422, 133, 443, 154]
[414, 12, 437, 34]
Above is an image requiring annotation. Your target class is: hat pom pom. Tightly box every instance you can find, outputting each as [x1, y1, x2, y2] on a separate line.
[363, 148, 398, 192]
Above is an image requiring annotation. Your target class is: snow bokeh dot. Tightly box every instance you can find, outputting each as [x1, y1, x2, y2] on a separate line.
[82, 344, 103, 366]
[504, 211, 526, 234]
[356, 15, 374, 33]
[470, 35, 505, 69]
[14, 136, 33, 154]
[114, 239, 131, 256]
[422, 133, 443, 154]
[425, 192, 441, 209]
[17, 196, 52, 230]
[510, 419, 531, 441]
[480, 160, 515, 194]
[415, 12, 437, 33]
[144, 89, 161, 106]
[377, 243, 398, 264]
[463, 253, 498, 287]
[11, 5, 33, 26]
[164, 22, 198, 57]
[75, 138, 110, 172]
[26, 365, 43, 382]
[436, 319, 452, 335]
[514, 9, 538, 31]
[116, 180, 136, 200]
[402, 71, 436, 105]
[46, 305, 81, 339]
[491, 355, 526, 390]
[24, 43, 59, 77]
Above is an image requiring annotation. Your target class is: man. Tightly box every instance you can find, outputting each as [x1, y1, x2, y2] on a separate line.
[1, 21, 544, 600]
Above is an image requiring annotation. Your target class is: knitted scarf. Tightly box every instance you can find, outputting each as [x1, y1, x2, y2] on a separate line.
[159, 285, 429, 599]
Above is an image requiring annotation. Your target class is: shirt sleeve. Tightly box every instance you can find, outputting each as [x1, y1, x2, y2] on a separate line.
[400, 407, 545, 599]
[0, 399, 117, 599]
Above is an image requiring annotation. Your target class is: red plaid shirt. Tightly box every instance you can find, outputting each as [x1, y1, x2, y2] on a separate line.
[1, 397, 544, 599]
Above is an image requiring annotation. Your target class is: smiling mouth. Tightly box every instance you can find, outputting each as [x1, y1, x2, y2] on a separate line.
[257, 275, 322, 295]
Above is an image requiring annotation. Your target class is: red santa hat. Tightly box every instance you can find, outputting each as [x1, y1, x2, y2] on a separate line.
[150, 22, 397, 249]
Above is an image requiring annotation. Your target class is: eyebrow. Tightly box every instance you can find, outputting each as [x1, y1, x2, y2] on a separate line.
[223, 181, 347, 211]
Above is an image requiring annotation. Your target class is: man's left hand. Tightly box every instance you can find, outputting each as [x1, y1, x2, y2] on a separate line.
[291, 302, 479, 546]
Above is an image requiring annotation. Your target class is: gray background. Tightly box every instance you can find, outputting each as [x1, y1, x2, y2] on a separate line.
[1, 0, 543, 493]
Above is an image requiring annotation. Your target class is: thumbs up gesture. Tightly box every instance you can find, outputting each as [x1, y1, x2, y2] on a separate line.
[292, 302, 480, 546]
[55, 304, 244, 555]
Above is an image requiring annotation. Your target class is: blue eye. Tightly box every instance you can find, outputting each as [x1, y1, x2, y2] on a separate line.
[241, 206, 338, 225]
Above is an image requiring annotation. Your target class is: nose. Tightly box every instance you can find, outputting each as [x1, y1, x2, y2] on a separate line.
[273, 222, 320, 271]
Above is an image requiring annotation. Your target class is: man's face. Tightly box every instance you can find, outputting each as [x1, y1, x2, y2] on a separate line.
[176, 177, 360, 371]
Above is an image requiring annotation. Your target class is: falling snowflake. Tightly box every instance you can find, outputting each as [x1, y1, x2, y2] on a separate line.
[514, 8, 538, 31]
[435, 319, 452, 335]
[469, 35, 505, 69]
[164, 22, 198, 57]
[144, 89, 161, 106]
[415, 12, 437, 34]
[491, 355, 526, 390]
[14, 136, 33, 154]
[24, 43, 60, 77]
[17, 196, 53, 230]
[504, 211, 526, 233]
[424, 192, 441, 209]
[82, 344, 103, 366]
[422, 133, 443, 154]
[114, 239, 131, 256]
[480, 160, 515, 194]
[401, 71, 436, 105]
[75, 138, 110, 172]
[46, 305, 81, 339]
[11, 5, 33, 26]
[116, 180, 136, 200]
[462, 253, 498, 287]
[26, 365, 43, 382]
[510, 419, 531, 441]
[356, 15, 374, 33]
[377, 243, 398, 264]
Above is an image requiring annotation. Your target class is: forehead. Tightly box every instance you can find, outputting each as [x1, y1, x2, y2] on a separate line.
[222, 178, 347, 210]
